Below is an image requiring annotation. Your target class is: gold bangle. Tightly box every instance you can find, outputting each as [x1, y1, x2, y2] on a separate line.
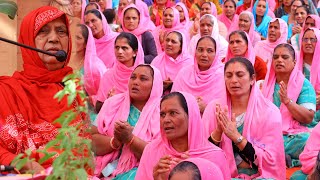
[127, 135, 135, 146]
[211, 132, 221, 143]
[110, 137, 119, 150]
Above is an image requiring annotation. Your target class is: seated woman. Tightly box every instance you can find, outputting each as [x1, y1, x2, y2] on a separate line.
[225, 30, 267, 81]
[254, 18, 288, 63]
[92, 64, 163, 179]
[173, 36, 227, 114]
[262, 43, 316, 167]
[202, 57, 285, 179]
[121, 4, 157, 64]
[95, 32, 144, 113]
[252, 0, 272, 39]
[149, 0, 172, 26]
[168, 158, 224, 180]
[0, 6, 85, 173]
[84, 9, 118, 68]
[136, 92, 231, 179]
[175, 3, 193, 31]
[218, 0, 239, 30]
[71, 0, 86, 23]
[151, 31, 193, 94]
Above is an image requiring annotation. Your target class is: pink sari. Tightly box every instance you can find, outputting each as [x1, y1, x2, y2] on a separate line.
[202, 84, 285, 179]
[254, 18, 288, 63]
[96, 34, 144, 102]
[151, 31, 193, 81]
[95, 65, 163, 176]
[135, 92, 231, 180]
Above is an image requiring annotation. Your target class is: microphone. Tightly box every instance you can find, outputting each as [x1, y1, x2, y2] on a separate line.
[0, 165, 14, 171]
[0, 36, 67, 62]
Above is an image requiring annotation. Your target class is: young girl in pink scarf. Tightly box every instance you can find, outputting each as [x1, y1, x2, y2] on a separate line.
[202, 57, 285, 179]
[136, 92, 231, 179]
[92, 64, 163, 179]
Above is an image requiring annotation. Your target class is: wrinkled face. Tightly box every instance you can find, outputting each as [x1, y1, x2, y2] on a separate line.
[114, 37, 136, 66]
[200, 3, 211, 17]
[165, 32, 182, 59]
[272, 46, 295, 74]
[295, 7, 308, 24]
[268, 20, 281, 42]
[304, 17, 316, 30]
[75, 26, 86, 53]
[302, 30, 317, 55]
[163, 8, 175, 28]
[128, 66, 153, 103]
[71, 0, 82, 14]
[170, 170, 194, 180]
[200, 17, 213, 36]
[291, 0, 303, 13]
[119, 0, 130, 11]
[35, 17, 69, 71]
[124, 8, 140, 31]
[223, 1, 236, 17]
[229, 33, 248, 57]
[97, 0, 106, 10]
[224, 62, 254, 97]
[238, 14, 251, 32]
[160, 96, 189, 142]
[85, 13, 104, 39]
[195, 38, 216, 71]
[255, 0, 267, 17]
[175, 5, 185, 22]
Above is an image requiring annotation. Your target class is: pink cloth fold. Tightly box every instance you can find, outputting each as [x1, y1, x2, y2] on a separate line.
[135, 92, 231, 180]
[80, 0, 87, 23]
[95, 65, 163, 176]
[218, 12, 239, 30]
[175, 2, 193, 30]
[151, 31, 193, 81]
[202, 83, 285, 179]
[96, 33, 144, 102]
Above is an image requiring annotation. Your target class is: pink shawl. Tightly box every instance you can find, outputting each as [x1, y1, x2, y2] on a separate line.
[208, 2, 218, 17]
[153, 0, 173, 26]
[254, 18, 288, 63]
[83, 25, 107, 103]
[262, 44, 308, 134]
[106, 0, 112, 9]
[300, 123, 320, 174]
[95, 65, 163, 176]
[135, 92, 231, 179]
[181, 158, 224, 180]
[218, 11, 239, 30]
[80, 0, 87, 23]
[202, 83, 285, 179]
[298, 28, 320, 92]
[172, 40, 227, 105]
[96, 34, 144, 102]
[151, 31, 193, 81]
[93, 10, 119, 68]
[175, 2, 193, 30]
[302, 15, 320, 30]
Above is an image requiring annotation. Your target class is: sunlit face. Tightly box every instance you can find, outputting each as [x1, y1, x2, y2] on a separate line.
[195, 38, 216, 71]
[160, 96, 189, 142]
[35, 17, 69, 71]
[268, 20, 281, 42]
[304, 17, 316, 30]
[163, 8, 175, 28]
[175, 5, 185, 22]
[255, 0, 267, 17]
[75, 26, 86, 53]
[272, 46, 295, 75]
[238, 14, 251, 32]
[129, 66, 154, 103]
[85, 13, 104, 39]
[295, 7, 308, 24]
[224, 62, 254, 97]
[114, 38, 136, 67]
[291, 0, 303, 14]
[229, 33, 248, 57]
[302, 30, 317, 55]
[165, 32, 182, 59]
[200, 3, 211, 17]
[170, 170, 194, 180]
[71, 0, 82, 15]
[223, 1, 236, 17]
[124, 8, 140, 31]
[119, 0, 130, 11]
[200, 17, 213, 36]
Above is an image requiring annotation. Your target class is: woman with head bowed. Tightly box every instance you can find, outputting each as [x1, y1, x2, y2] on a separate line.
[202, 57, 285, 179]
[252, 0, 272, 39]
[226, 30, 267, 81]
[95, 32, 144, 112]
[151, 31, 193, 94]
[136, 92, 231, 179]
[121, 4, 157, 64]
[218, 0, 239, 30]
[262, 43, 316, 167]
[84, 9, 119, 68]
[92, 65, 163, 179]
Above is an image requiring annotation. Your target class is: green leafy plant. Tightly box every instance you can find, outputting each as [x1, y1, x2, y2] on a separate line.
[0, 0, 17, 20]
[12, 71, 93, 180]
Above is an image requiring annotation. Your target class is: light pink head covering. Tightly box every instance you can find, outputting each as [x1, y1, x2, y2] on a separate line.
[80, 0, 87, 23]
[262, 43, 308, 134]
[95, 65, 163, 176]
[298, 28, 320, 92]
[302, 15, 320, 29]
[151, 31, 193, 81]
[135, 92, 231, 180]
[218, 2, 239, 29]
[202, 2, 217, 17]
[202, 79, 285, 179]
[300, 123, 320, 174]
[106, 0, 112, 9]
[253, 18, 288, 63]
[175, 2, 192, 29]
[225, 31, 256, 65]
[172, 37, 227, 105]
[82, 25, 107, 103]
[96, 33, 144, 102]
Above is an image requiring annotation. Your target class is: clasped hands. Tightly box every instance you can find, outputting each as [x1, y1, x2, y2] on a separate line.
[113, 121, 134, 148]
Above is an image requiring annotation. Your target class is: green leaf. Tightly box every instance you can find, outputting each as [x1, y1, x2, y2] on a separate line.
[67, 93, 76, 106]
[74, 169, 87, 180]
[54, 90, 66, 102]
[38, 151, 57, 164]
[15, 158, 28, 170]
[0, 0, 17, 20]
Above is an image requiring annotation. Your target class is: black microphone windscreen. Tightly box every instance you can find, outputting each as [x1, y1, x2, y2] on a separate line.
[55, 50, 67, 62]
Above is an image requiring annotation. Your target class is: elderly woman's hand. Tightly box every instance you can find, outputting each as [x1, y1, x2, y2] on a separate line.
[114, 121, 134, 144]
[153, 155, 172, 180]
[279, 81, 291, 105]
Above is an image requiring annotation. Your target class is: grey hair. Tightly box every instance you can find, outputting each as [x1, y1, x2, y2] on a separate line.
[239, 11, 253, 22]
[200, 14, 215, 25]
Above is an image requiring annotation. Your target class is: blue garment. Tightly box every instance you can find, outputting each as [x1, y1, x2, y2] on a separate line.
[290, 170, 308, 180]
[281, 15, 293, 39]
[143, 0, 153, 7]
[236, 0, 243, 7]
[112, 0, 119, 9]
[252, 0, 272, 38]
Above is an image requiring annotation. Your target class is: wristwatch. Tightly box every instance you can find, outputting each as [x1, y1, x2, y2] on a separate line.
[235, 136, 244, 145]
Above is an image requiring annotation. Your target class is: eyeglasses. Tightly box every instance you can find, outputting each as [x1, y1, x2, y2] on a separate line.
[302, 38, 318, 43]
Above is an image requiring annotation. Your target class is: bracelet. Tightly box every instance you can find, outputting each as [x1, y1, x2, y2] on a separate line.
[284, 99, 293, 106]
[127, 135, 135, 146]
[210, 132, 221, 143]
[110, 137, 119, 150]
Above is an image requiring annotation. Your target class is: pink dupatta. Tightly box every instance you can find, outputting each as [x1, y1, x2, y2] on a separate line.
[135, 92, 231, 180]
[96, 34, 144, 102]
[80, 0, 87, 23]
[175, 2, 193, 30]
[218, 10, 239, 30]
[202, 83, 285, 179]
[95, 65, 163, 176]
[151, 31, 193, 81]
